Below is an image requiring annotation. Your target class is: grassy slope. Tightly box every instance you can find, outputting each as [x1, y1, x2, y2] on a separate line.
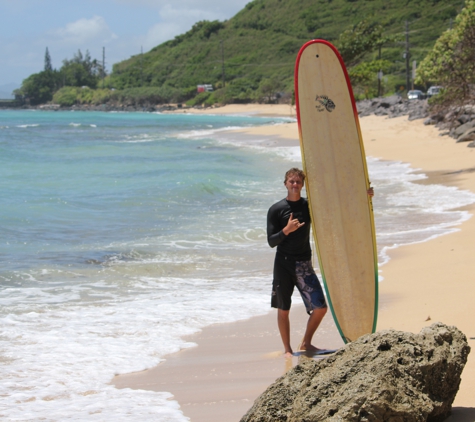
[109, 0, 464, 99]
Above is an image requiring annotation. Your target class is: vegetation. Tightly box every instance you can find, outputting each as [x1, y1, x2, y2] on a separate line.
[52, 87, 110, 107]
[107, 0, 463, 104]
[416, 0, 475, 113]
[337, 20, 398, 98]
[17, 0, 465, 106]
[16, 49, 106, 105]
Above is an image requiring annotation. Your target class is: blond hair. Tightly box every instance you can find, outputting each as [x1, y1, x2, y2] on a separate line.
[284, 168, 306, 185]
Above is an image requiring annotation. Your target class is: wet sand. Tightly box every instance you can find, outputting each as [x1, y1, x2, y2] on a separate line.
[113, 106, 475, 421]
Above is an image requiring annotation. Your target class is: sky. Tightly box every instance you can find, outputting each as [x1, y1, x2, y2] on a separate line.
[0, 0, 251, 93]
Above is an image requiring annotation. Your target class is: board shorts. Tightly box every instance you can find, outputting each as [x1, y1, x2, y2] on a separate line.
[271, 254, 327, 315]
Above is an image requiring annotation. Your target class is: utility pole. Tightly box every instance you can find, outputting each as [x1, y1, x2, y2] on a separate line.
[220, 40, 226, 104]
[102, 47, 105, 89]
[377, 44, 382, 97]
[140, 46, 144, 87]
[412, 60, 416, 90]
[405, 20, 410, 93]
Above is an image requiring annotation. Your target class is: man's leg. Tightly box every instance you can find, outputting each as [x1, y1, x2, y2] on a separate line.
[277, 308, 293, 357]
[299, 306, 327, 351]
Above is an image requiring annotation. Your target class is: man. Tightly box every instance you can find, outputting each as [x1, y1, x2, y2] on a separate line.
[267, 168, 327, 357]
[267, 168, 374, 357]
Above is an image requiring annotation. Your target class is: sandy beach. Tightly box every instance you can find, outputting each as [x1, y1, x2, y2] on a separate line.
[113, 104, 475, 421]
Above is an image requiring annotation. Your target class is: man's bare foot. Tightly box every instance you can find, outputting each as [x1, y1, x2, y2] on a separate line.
[283, 348, 293, 358]
[298, 341, 322, 352]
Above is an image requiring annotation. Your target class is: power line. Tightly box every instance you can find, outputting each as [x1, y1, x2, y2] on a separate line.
[220, 40, 226, 88]
[405, 20, 410, 91]
[102, 47, 106, 89]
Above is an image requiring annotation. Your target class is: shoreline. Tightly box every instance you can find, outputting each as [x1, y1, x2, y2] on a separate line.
[3, 102, 299, 117]
[113, 106, 475, 421]
[360, 115, 475, 417]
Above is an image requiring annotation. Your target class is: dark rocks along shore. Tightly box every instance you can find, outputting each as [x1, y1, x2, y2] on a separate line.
[357, 95, 475, 148]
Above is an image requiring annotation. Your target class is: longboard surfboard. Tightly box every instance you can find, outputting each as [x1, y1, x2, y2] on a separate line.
[294, 40, 378, 343]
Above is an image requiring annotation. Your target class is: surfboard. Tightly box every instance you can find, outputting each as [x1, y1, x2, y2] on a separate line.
[294, 39, 378, 343]
[292, 348, 339, 357]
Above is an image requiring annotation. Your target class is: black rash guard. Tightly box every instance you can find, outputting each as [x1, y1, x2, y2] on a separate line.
[266, 197, 312, 261]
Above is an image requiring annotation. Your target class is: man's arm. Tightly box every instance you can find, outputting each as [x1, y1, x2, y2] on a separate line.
[267, 206, 286, 248]
[267, 211, 305, 248]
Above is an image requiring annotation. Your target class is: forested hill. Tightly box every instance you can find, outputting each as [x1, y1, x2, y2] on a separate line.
[108, 0, 464, 103]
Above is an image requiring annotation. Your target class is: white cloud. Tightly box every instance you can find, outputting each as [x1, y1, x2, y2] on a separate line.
[115, 0, 249, 16]
[141, 5, 213, 50]
[51, 15, 117, 45]
[143, 22, 182, 51]
[140, 1, 249, 50]
[0, 0, 251, 85]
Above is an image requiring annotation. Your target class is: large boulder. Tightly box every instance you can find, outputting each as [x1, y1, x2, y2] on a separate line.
[453, 120, 475, 138]
[241, 323, 470, 422]
[456, 127, 475, 143]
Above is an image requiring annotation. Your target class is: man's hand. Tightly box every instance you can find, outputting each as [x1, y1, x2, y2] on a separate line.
[282, 213, 305, 236]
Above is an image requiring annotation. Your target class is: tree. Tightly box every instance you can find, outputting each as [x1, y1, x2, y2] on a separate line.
[416, 0, 475, 112]
[337, 21, 390, 67]
[257, 77, 283, 103]
[349, 60, 392, 99]
[336, 20, 399, 98]
[19, 70, 61, 105]
[44, 47, 53, 72]
[59, 49, 104, 88]
[18, 48, 105, 104]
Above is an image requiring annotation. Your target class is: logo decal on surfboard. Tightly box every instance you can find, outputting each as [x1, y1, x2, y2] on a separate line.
[315, 95, 336, 112]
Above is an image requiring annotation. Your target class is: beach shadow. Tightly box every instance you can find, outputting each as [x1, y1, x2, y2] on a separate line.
[445, 407, 475, 421]
[292, 348, 339, 357]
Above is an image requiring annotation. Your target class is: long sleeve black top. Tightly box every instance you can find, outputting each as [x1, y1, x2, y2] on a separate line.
[266, 197, 312, 261]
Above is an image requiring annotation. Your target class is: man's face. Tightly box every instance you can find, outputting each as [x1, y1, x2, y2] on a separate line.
[284, 174, 303, 197]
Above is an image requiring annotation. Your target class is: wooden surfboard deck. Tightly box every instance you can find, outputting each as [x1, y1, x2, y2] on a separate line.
[294, 40, 378, 343]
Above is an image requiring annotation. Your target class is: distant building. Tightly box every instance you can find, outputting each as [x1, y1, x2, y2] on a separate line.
[197, 84, 213, 93]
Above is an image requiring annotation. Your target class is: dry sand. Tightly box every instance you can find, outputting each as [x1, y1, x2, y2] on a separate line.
[170, 103, 297, 118]
[113, 105, 475, 421]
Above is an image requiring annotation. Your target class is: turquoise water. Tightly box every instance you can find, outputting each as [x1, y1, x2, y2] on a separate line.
[1, 109, 474, 421]
[1, 111, 287, 271]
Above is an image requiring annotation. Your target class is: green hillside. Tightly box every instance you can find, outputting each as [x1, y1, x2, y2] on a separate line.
[107, 0, 464, 104]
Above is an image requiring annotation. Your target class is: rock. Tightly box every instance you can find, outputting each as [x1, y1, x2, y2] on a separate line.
[461, 104, 475, 114]
[457, 114, 472, 124]
[381, 95, 403, 107]
[454, 120, 475, 138]
[241, 323, 470, 422]
[424, 117, 434, 125]
[468, 141, 475, 148]
[456, 127, 475, 143]
[355, 99, 475, 138]
[356, 96, 429, 121]
[408, 103, 429, 121]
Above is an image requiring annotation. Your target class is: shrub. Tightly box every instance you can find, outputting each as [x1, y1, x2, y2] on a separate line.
[53, 87, 79, 106]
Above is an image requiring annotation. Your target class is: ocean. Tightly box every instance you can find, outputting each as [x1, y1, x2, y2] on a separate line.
[1, 109, 474, 421]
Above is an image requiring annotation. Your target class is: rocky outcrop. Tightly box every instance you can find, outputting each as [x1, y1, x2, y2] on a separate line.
[456, 127, 475, 143]
[356, 96, 475, 146]
[357, 95, 429, 121]
[422, 105, 475, 144]
[241, 323, 470, 422]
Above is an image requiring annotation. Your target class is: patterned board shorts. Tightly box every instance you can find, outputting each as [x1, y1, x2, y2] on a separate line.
[271, 255, 327, 314]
